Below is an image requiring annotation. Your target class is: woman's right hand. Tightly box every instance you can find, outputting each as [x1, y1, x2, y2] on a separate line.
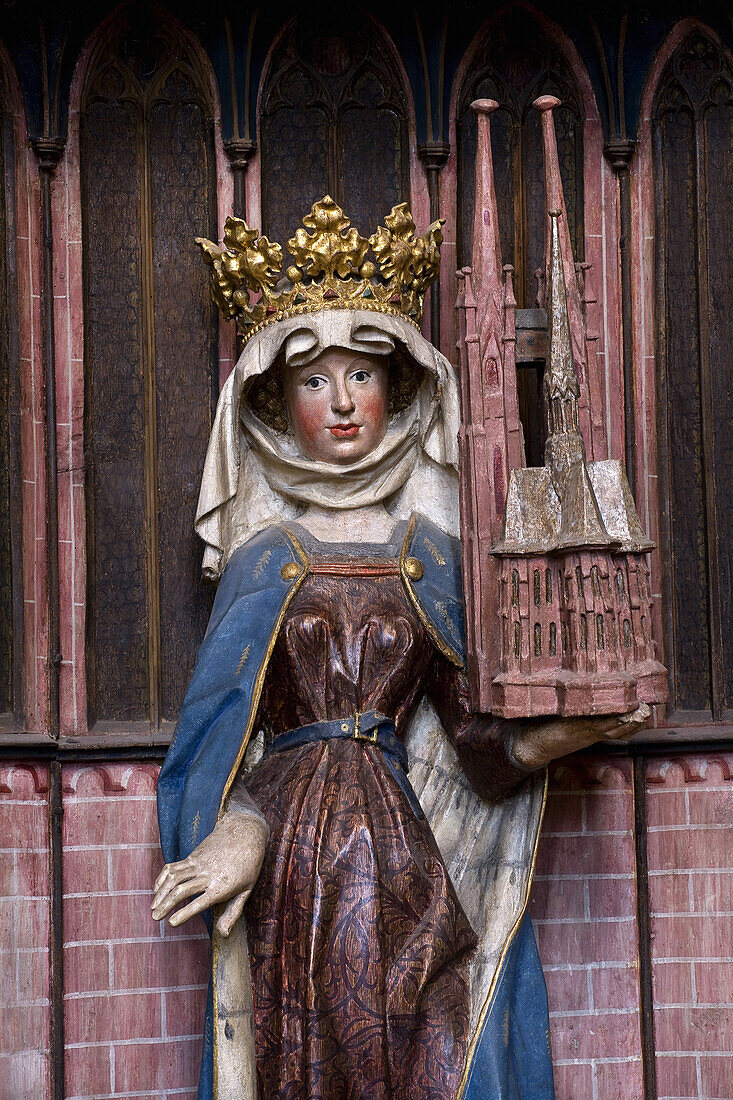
[151, 810, 268, 937]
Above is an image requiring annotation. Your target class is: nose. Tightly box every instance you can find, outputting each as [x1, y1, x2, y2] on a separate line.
[331, 374, 355, 416]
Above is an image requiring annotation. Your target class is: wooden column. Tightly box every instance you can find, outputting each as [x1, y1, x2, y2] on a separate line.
[224, 138, 256, 220]
[605, 138, 637, 494]
[31, 137, 65, 739]
[417, 140, 450, 349]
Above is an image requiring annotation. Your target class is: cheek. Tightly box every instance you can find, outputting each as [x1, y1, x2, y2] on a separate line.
[290, 391, 330, 445]
[359, 390, 388, 433]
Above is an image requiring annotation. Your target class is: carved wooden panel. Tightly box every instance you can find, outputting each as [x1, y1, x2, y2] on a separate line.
[0, 85, 10, 716]
[261, 13, 408, 249]
[653, 32, 733, 722]
[81, 9, 216, 727]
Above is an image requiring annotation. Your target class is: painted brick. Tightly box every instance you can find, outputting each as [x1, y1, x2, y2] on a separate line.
[0, 1050, 48, 1100]
[652, 959, 694, 1006]
[15, 946, 50, 1004]
[111, 937, 209, 991]
[0, 896, 49, 947]
[544, 966, 590, 1014]
[655, 1005, 733, 1053]
[694, 960, 733, 1005]
[691, 871, 733, 914]
[63, 797, 158, 847]
[0, 852, 15, 895]
[655, 1053, 699, 1098]
[536, 917, 636, 967]
[64, 943, 110, 995]
[535, 832, 635, 877]
[652, 913, 733, 961]
[15, 849, 49, 895]
[594, 1058, 644, 1096]
[550, 1009, 640, 1060]
[647, 827, 733, 873]
[542, 791, 584, 833]
[592, 964, 639, 1010]
[64, 1043, 112, 1099]
[113, 1037, 202, 1093]
[687, 787, 733, 827]
[65, 990, 163, 1045]
[587, 875, 636, 919]
[552, 1061, 594, 1099]
[165, 986, 209, 1037]
[530, 877, 586, 920]
[0, 802, 47, 850]
[0, 1005, 49, 1055]
[584, 790, 632, 833]
[699, 1054, 733, 1099]
[62, 846, 109, 895]
[64, 890, 160, 944]
[109, 844, 162, 892]
[648, 870, 692, 914]
[646, 789, 688, 828]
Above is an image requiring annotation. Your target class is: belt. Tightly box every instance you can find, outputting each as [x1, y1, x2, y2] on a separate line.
[264, 711, 424, 819]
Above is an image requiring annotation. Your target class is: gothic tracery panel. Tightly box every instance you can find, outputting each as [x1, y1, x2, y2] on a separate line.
[81, 9, 217, 728]
[0, 69, 18, 721]
[260, 12, 409, 248]
[0, 98, 10, 716]
[653, 31, 733, 722]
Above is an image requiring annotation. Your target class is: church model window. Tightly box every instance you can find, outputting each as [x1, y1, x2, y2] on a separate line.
[80, 7, 218, 730]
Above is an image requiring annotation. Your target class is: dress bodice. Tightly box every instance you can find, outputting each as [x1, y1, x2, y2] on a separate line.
[258, 525, 436, 738]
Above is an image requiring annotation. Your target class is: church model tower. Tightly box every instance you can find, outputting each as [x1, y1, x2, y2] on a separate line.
[457, 97, 668, 718]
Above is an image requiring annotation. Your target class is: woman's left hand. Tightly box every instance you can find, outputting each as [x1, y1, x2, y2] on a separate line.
[151, 810, 268, 937]
[510, 703, 650, 770]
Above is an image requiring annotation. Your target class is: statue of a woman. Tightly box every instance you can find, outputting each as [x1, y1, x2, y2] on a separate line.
[152, 200, 646, 1100]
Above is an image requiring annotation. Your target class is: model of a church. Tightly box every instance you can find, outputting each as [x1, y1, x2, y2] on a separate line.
[457, 96, 667, 717]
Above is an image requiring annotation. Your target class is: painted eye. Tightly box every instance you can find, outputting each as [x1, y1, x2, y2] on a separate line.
[304, 376, 326, 390]
[350, 370, 371, 383]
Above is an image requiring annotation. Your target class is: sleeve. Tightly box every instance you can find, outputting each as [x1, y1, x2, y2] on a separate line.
[428, 654, 540, 801]
[224, 768, 270, 838]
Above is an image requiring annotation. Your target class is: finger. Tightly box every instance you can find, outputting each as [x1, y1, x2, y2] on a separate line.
[168, 890, 215, 927]
[154, 858, 193, 893]
[216, 889, 251, 938]
[152, 864, 201, 910]
[152, 876, 208, 920]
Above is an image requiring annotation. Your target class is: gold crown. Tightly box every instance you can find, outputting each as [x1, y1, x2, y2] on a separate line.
[196, 196, 444, 344]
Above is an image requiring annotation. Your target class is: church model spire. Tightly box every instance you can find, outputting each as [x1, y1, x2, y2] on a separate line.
[456, 97, 667, 717]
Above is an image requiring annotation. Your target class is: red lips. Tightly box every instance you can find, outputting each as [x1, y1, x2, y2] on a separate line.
[328, 423, 360, 438]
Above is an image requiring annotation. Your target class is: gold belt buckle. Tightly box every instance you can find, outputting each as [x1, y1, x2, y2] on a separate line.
[352, 711, 378, 744]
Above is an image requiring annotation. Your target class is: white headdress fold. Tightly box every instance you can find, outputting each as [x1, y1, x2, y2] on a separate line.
[195, 310, 461, 578]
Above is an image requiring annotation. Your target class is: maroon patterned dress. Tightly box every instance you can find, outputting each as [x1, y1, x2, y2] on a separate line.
[244, 528, 525, 1099]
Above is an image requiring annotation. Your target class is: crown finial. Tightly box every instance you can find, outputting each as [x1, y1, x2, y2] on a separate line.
[196, 196, 444, 344]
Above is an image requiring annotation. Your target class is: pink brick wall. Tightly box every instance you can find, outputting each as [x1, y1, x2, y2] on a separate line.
[62, 764, 208, 1100]
[532, 756, 644, 1099]
[0, 765, 50, 1099]
[647, 755, 733, 1100]
[3, 752, 730, 1098]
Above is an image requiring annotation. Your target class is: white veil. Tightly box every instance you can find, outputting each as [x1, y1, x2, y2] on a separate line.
[195, 309, 462, 577]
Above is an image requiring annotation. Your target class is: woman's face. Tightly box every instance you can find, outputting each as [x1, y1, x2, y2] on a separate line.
[283, 348, 389, 465]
